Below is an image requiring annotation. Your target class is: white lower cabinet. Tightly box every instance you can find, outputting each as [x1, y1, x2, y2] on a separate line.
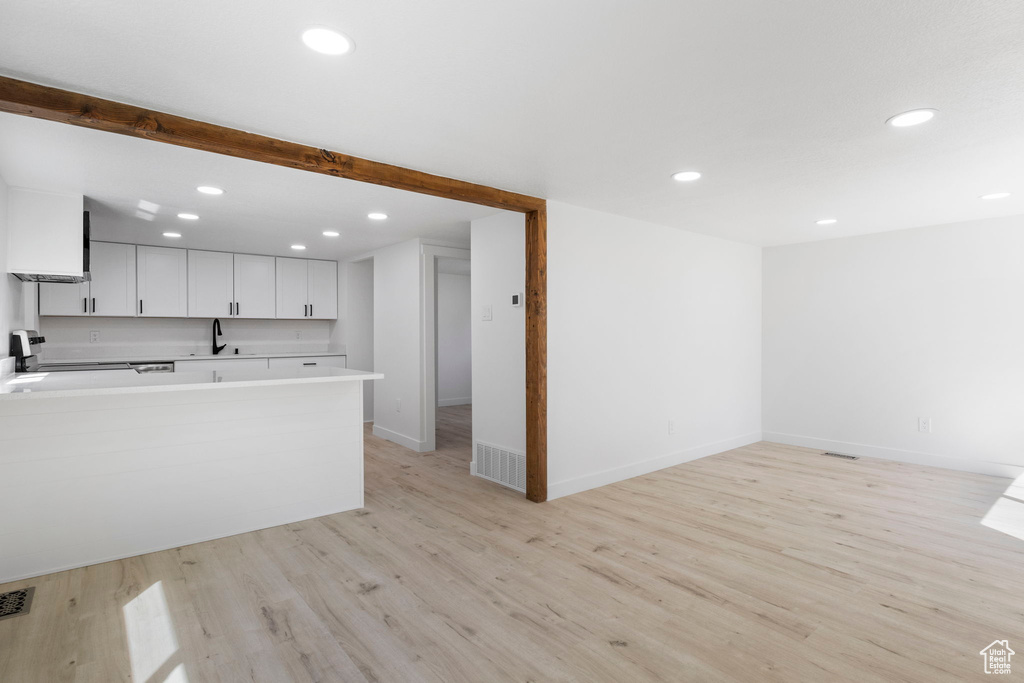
[174, 358, 270, 372]
[268, 356, 347, 371]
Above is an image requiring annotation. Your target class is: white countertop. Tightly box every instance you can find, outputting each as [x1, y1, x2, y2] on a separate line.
[40, 351, 348, 363]
[0, 366, 382, 400]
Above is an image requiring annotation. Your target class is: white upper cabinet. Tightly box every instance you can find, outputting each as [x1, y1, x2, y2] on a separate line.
[89, 242, 137, 316]
[307, 260, 338, 320]
[38, 280, 90, 316]
[137, 246, 188, 317]
[275, 257, 338, 320]
[233, 254, 276, 319]
[275, 257, 308, 319]
[188, 250, 235, 319]
[40, 242, 337, 320]
[39, 241, 136, 317]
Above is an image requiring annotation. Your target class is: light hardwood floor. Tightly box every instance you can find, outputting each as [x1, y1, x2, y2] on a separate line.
[2, 406, 1022, 682]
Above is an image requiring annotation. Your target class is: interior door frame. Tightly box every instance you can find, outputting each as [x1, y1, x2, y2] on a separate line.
[0, 75, 548, 502]
[421, 244, 471, 455]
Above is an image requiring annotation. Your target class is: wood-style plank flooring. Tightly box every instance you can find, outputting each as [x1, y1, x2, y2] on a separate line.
[2, 405, 1022, 682]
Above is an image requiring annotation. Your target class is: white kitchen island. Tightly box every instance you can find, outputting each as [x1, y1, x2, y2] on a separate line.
[0, 366, 381, 582]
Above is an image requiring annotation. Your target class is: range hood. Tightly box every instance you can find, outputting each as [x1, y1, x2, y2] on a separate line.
[6, 188, 91, 283]
[12, 211, 91, 283]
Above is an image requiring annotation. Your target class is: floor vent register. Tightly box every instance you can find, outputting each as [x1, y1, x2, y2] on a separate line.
[475, 441, 527, 493]
[822, 451, 860, 460]
[0, 587, 35, 622]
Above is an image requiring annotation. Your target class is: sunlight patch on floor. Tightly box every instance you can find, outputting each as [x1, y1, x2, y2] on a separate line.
[123, 581, 187, 682]
[981, 474, 1024, 542]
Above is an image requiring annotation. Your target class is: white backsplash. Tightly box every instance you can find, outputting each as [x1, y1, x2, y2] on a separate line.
[39, 316, 339, 360]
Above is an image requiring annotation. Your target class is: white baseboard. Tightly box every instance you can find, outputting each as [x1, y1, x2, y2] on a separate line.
[547, 432, 763, 501]
[763, 431, 1024, 479]
[372, 424, 430, 452]
[438, 397, 472, 407]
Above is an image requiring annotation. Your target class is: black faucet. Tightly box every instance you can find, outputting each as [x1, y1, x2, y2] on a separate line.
[212, 318, 226, 355]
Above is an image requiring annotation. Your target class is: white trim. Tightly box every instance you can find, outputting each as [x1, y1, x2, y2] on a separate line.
[763, 431, 1024, 479]
[547, 432, 763, 500]
[373, 424, 430, 452]
[438, 397, 472, 407]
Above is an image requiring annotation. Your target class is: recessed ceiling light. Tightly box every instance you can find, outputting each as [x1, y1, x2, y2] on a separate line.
[291, 244, 307, 250]
[980, 192, 1011, 200]
[197, 186, 224, 195]
[322, 231, 340, 237]
[367, 212, 388, 220]
[671, 171, 702, 182]
[302, 27, 354, 56]
[163, 232, 182, 238]
[177, 213, 199, 220]
[886, 109, 937, 127]
[815, 218, 838, 225]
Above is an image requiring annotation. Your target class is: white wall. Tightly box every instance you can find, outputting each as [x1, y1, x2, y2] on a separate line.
[437, 272, 472, 406]
[763, 215, 1024, 477]
[546, 201, 763, 499]
[469, 203, 762, 500]
[471, 213, 526, 458]
[371, 239, 425, 449]
[341, 259, 375, 420]
[38, 316, 332, 360]
[1, 175, 31, 377]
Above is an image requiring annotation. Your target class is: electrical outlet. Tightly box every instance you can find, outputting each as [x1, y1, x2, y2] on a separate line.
[668, 419, 676, 435]
[918, 417, 932, 433]
[295, 330, 302, 339]
[396, 398, 401, 413]
[89, 330, 100, 343]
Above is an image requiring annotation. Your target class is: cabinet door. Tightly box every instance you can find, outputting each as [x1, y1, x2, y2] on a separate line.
[137, 246, 188, 317]
[275, 257, 308, 319]
[233, 254, 276, 319]
[39, 281, 90, 316]
[89, 242, 137, 317]
[268, 355, 347, 371]
[307, 260, 338, 319]
[188, 250, 235, 319]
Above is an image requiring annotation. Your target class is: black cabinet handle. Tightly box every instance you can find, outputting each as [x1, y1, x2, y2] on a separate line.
[139, 299, 143, 315]
[309, 304, 313, 317]
[304, 304, 308, 317]
[303, 362, 316, 366]
[83, 297, 87, 313]
[91, 297, 96, 313]
[229, 302, 233, 315]
[235, 302, 239, 316]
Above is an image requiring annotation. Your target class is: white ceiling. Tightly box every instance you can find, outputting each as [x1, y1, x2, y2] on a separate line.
[0, 113, 497, 260]
[2, 1, 1024, 246]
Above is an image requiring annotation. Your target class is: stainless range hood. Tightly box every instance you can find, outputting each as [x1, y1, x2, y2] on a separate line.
[7, 188, 91, 283]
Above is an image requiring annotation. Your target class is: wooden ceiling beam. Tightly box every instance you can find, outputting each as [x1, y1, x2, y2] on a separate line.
[0, 75, 545, 214]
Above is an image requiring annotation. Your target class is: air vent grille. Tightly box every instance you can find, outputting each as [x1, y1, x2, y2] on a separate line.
[822, 451, 859, 460]
[474, 441, 526, 492]
[0, 587, 35, 621]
